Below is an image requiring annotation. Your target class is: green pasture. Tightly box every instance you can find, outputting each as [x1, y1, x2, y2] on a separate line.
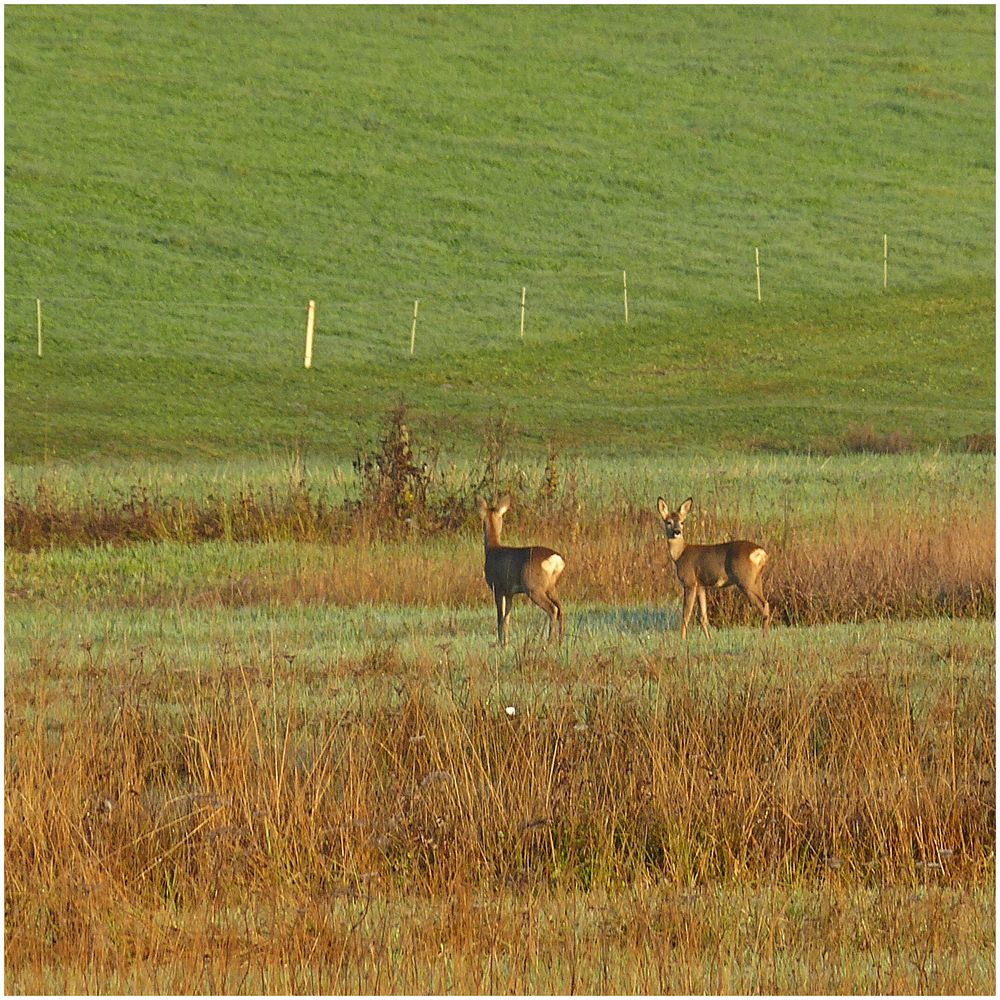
[4, 6, 994, 463]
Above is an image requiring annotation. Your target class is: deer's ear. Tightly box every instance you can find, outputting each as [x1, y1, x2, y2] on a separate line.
[678, 498, 694, 520]
[656, 497, 670, 520]
[496, 495, 511, 516]
[477, 497, 489, 519]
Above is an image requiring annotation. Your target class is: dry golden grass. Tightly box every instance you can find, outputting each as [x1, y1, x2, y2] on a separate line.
[167, 503, 992, 626]
[9, 493, 993, 625]
[5, 638, 994, 993]
[5, 434, 995, 991]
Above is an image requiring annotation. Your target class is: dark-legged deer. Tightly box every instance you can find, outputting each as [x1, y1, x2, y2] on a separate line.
[478, 496, 565, 645]
[656, 497, 771, 639]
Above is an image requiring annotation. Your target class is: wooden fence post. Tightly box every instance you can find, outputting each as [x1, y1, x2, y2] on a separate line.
[304, 299, 316, 368]
[410, 299, 419, 356]
[519, 286, 526, 339]
[883, 234, 888, 291]
[623, 270, 629, 324]
[36, 298, 42, 357]
[755, 247, 762, 304]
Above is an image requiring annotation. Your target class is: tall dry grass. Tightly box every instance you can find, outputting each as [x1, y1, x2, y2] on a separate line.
[155, 503, 991, 625]
[5, 644, 994, 992]
[6, 486, 995, 624]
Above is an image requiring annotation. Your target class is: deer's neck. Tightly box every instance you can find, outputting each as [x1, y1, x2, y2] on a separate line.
[667, 536, 686, 562]
[484, 523, 503, 551]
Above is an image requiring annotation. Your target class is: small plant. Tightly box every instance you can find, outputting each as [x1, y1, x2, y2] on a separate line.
[474, 410, 517, 502]
[352, 403, 437, 526]
[539, 442, 560, 503]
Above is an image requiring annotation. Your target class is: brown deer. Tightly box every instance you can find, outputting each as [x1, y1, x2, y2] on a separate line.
[656, 497, 771, 639]
[478, 496, 565, 645]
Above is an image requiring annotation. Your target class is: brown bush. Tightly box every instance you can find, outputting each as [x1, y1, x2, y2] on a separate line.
[963, 430, 995, 454]
[843, 423, 916, 454]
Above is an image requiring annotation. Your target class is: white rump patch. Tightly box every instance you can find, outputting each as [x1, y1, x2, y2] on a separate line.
[541, 554, 565, 577]
[749, 548, 767, 568]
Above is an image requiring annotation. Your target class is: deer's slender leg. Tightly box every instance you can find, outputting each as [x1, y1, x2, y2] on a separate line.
[756, 585, 772, 634]
[549, 593, 564, 642]
[527, 590, 559, 643]
[738, 582, 771, 633]
[501, 595, 514, 646]
[697, 587, 711, 639]
[680, 586, 698, 640]
[494, 590, 508, 646]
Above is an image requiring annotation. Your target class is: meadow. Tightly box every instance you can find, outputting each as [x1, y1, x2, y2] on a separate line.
[5, 442, 996, 993]
[4, 5, 995, 460]
[4, 602, 996, 993]
[4, 4, 996, 995]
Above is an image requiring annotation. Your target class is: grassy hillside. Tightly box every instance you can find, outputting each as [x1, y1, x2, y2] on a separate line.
[4, 5, 994, 462]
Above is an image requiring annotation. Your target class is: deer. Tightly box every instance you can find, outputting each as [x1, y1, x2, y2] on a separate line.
[656, 496, 771, 640]
[478, 495, 565, 646]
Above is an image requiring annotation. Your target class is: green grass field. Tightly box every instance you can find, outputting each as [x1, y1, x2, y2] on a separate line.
[4, 6, 995, 994]
[4, 5, 995, 461]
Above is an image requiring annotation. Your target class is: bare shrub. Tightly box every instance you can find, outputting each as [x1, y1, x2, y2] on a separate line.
[963, 430, 995, 454]
[352, 403, 436, 528]
[843, 423, 916, 454]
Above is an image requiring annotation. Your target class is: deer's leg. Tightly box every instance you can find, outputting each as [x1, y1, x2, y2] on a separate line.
[680, 586, 698, 640]
[755, 580, 772, 634]
[739, 581, 771, 634]
[549, 593, 564, 643]
[502, 594, 515, 645]
[697, 587, 711, 639]
[527, 589, 559, 643]
[494, 590, 510, 646]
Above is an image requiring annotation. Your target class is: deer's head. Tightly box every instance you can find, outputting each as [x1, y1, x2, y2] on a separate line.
[657, 496, 693, 541]
[478, 495, 511, 546]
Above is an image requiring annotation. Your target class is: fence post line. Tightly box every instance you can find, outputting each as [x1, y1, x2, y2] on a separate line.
[304, 299, 316, 368]
[36, 298, 42, 357]
[755, 247, 762, 304]
[623, 270, 629, 324]
[883, 234, 888, 291]
[409, 299, 419, 356]
[519, 286, 526, 340]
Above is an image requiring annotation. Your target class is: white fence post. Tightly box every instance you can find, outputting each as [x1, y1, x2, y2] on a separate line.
[410, 299, 419, 355]
[519, 286, 526, 339]
[36, 298, 42, 357]
[304, 299, 316, 368]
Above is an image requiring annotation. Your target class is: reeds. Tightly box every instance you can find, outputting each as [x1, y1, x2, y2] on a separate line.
[5, 643, 994, 992]
[8, 505, 996, 626]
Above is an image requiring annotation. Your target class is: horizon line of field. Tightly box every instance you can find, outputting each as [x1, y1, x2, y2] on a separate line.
[9, 239, 908, 364]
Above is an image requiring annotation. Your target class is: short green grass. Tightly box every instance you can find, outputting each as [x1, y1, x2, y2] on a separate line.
[6, 598, 993, 725]
[5, 6, 994, 463]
